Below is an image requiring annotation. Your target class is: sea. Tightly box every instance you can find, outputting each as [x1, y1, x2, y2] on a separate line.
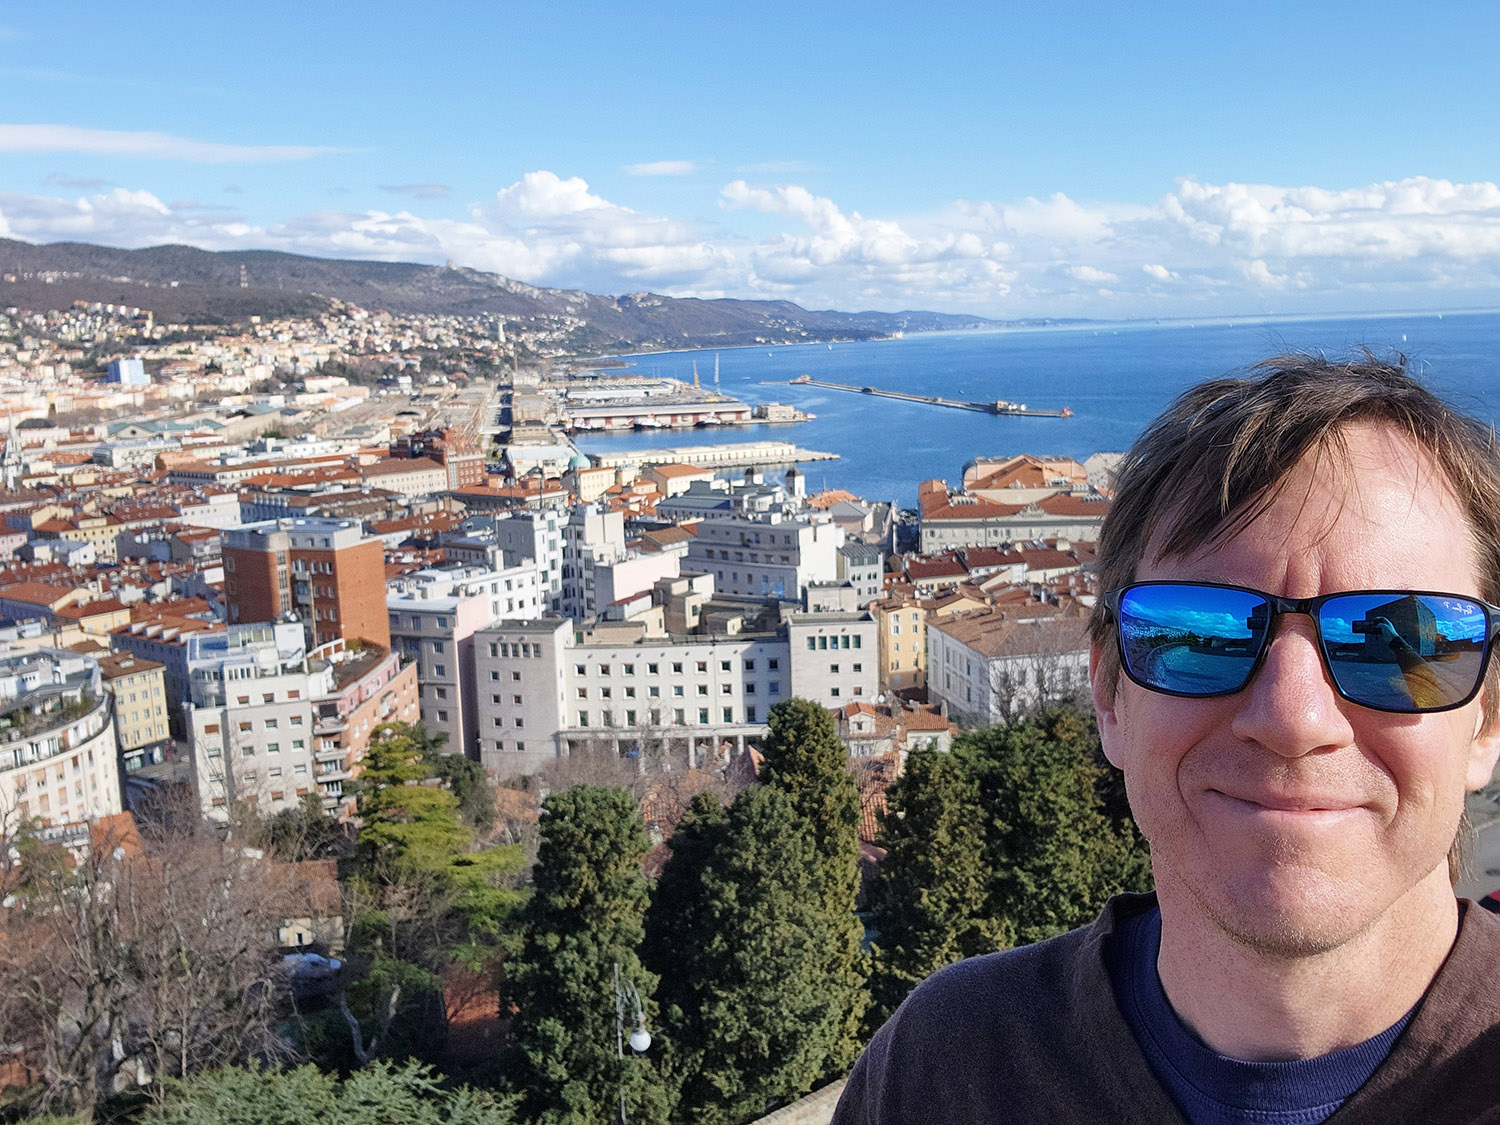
[575, 310, 1500, 509]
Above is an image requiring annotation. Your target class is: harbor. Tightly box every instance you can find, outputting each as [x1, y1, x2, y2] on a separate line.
[786, 375, 1072, 417]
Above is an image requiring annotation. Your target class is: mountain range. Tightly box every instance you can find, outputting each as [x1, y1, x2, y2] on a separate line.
[0, 238, 1081, 354]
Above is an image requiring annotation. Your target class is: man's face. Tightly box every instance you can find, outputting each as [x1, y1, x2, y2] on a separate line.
[1092, 422, 1500, 955]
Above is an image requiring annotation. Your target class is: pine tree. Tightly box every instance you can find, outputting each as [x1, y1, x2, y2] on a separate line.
[956, 706, 1152, 947]
[505, 786, 668, 1125]
[866, 747, 1008, 1024]
[755, 698, 867, 1074]
[647, 787, 857, 1124]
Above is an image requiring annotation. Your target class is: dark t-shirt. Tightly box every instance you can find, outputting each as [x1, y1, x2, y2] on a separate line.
[832, 894, 1500, 1124]
[1110, 906, 1414, 1125]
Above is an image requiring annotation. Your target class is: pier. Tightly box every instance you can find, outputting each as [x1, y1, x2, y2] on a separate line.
[786, 375, 1071, 418]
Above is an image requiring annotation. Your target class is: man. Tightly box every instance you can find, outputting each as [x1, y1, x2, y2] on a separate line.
[833, 356, 1500, 1124]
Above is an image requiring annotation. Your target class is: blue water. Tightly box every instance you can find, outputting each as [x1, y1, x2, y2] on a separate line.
[576, 310, 1500, 507]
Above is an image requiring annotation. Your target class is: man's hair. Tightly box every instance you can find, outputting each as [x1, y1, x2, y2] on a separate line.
[1088, 352, 1500, 734]
[1087, 353, 1500, 883]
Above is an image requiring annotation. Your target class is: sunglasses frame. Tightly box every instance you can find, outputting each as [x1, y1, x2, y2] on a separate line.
[1104, 580, 1500, 714]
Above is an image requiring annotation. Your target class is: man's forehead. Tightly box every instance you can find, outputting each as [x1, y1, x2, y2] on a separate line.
[1141, 424, 1478, 584]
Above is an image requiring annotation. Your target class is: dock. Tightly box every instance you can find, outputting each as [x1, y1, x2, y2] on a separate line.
[786, 375, 1071, 417]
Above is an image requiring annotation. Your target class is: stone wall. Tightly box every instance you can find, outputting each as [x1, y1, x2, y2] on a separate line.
[748, 1079, 847, 1125]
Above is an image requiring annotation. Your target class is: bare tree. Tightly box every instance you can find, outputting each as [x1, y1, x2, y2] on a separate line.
[0, 808, 296, 1117]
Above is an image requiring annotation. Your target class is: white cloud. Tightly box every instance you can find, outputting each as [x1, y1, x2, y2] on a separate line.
[626, 160, 695, 176]
[1066, 265, 1118, 284]
[0, 123, 329, 163]
[8, 171, 1500, 317]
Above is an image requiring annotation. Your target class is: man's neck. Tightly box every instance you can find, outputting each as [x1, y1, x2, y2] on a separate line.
[1153, 869, 1459, 1061]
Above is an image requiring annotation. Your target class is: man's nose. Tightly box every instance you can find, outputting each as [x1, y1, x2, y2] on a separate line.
[1229, 617, 1356, 756]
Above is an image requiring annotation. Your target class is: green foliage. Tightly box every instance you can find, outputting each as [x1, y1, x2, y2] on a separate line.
[144, 1059, 518, 1124]
[504, 786, 668, 1125]
[647, 788, 858, 1124]
[955, 707, 1152, 947]
[866, 748, 1009, 1025]
[340, 723, 523, 1066]
[357, 724, 472, 875]
[425, 749, 497, 833]
[756, 698, 868, 1073]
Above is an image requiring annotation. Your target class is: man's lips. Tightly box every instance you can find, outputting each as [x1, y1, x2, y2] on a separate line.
[1208, 789, 1365, 815]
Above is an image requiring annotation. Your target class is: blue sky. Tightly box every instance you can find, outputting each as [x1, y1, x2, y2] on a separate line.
[4, 2, 1500, 318]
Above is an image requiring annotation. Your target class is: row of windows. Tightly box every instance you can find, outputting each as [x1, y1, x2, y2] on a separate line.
[576, 658, 780, 677]
[236, 716, 305, 732]
[490, 641, 541, 658]
[577, 706, 758, 727]
[807, 635, 863, 650]
[578, 681, 781, 700]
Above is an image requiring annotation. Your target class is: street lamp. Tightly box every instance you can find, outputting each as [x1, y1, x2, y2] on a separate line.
[614, 961, 651, 1124]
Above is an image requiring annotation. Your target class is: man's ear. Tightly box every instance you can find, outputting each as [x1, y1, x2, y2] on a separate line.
[1466, 698, 1500, 792]
[1090, 642, 1126, 770]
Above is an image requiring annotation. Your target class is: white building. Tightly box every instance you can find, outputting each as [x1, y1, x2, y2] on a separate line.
[387, 559, 545, 758]
[785, 612, 880, 708]
[0, 650, 121, 833]
[183, 621, 325, 820]
[925, 610, 1090, 726]
[683, 511, 843, 604]
[446, 511, 565, 611]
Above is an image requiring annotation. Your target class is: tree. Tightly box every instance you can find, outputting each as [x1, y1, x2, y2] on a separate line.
[866, 748, 1008, 1025]
[504, 786, 668, 1125]
[144, 1059, 518, 1124]
[340, 723, 523, 1065]
[0, 816, 293, 1118]
[647, 788, 858, 1124]
[756, 698, 868, 1073]
[955, 706, 1152, 947]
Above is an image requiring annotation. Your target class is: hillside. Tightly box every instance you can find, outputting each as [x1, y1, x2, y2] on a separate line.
[0, 238, 1067, 353]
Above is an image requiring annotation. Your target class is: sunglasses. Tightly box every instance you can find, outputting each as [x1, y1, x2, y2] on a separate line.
[1105, 581, 1500, 714]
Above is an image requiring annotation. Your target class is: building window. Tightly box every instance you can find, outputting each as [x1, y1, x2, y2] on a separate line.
[697, 684, 708, 697]
[437, 710, 449, 722]
[853, 663, 863, 673]
[435, 687, 448, 700]
[623, 663, 634, 675]
[674, 708, 685, 723]
[434, 664, 446, 677]
[648, 662, 659, 674]
[490, 644, 499, 658]
[672, 662, 683, 674]
[830, 664, 839, 674]
[490, 671, 500, 681]
[599, 664, 611, 676]
[831, 688, 841, 698]
[579, 711, 589, 725]
[722, 707, 733, 723]
[745, 682, 756, 694]
[512, 671, 521, 682]
[513, 694, 522, 705]
[769, 681, 780, 695]
[263, 693, 275, 703]
[697, 708, 709, 724]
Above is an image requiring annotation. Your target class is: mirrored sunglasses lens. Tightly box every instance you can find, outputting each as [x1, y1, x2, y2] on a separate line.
[1118, 585, 1269, 695]
[1319, 593, 1490, 711]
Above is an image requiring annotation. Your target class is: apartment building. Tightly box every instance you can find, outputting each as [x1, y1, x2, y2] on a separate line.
[925, 609, 1089, 726]
[445, 510, 565, 611]
[97, 652, 170, 774]
[184, 622, 322, 819]
[222, 517, 389, 649]
[0, 650, 121, 833]
[387, 559, 544, 758]
[683, 511, 843, 603]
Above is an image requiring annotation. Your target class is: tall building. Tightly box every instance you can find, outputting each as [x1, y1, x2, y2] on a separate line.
[222, 518, 389, 650]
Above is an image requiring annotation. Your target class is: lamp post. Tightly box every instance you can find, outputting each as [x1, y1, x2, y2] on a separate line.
[614, 961, 651, 1125]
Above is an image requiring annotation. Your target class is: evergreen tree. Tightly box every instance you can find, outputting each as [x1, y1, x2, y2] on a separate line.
[341, 723, 523, 1065]
[647, 787, 856, 1125]
[956, 706, 1152, 947]
[757, 698, 868, 1073]
[866, 748, 1008, 1024]
[505, 786, 667, 1125]
[146, 1059, 518, 1124]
